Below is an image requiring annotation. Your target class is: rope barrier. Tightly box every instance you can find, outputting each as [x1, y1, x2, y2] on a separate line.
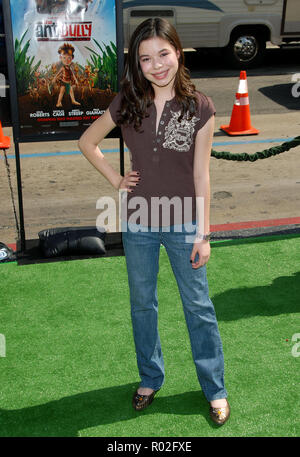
[211, 135, 300, 162]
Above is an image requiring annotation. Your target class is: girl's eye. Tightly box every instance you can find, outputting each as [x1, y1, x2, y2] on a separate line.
[161, 52, 169, 57]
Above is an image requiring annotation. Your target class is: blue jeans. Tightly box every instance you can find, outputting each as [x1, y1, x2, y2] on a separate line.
[121, 221, 227, 402]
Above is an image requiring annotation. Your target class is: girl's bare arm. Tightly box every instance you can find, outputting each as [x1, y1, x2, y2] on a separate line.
[193, 115, 215, 236]
[190, 115, 214, 268]
[78, 109, 139, 191]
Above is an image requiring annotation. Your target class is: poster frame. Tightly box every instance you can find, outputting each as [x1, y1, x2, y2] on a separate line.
[2, 0, 124, 253]
[3, 0, 124, 143]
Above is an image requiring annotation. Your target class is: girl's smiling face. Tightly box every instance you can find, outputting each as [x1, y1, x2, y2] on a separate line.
[138, 36, 180, 91]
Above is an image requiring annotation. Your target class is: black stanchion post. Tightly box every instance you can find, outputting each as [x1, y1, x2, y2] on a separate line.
[14, 141, 26, 252]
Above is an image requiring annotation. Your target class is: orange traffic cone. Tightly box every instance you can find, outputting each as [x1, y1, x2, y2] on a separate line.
[220, 71, 259, 136]
[0, 121, 10, 149]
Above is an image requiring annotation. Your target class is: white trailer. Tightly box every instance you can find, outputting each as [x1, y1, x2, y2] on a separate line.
[122, 0, 300, 68]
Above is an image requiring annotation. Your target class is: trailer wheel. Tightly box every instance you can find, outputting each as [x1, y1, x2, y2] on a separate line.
[224, 29, 266, 69]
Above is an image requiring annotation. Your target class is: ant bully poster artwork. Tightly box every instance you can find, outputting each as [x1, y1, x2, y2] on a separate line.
[4, 0, 120, 140]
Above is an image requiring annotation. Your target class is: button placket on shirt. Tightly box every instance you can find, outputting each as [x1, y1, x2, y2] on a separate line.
[152, 102, 170, 163]
[153, 101, 170, 158]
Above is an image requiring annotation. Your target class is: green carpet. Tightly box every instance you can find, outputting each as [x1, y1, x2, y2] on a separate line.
[0, 234, 299, 437]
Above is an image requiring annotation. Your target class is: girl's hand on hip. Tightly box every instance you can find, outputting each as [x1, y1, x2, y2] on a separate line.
[190, 240, 211, 269]
[118, 171, 140, 193]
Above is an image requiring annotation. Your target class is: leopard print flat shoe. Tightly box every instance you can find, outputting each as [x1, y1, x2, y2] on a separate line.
[132, 389, 158, 411]
[209, 399, 231, 425]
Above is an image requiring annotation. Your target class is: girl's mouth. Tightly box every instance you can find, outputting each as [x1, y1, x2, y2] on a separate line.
[152, 69, 169, 80]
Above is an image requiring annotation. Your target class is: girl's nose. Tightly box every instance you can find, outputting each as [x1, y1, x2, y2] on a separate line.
[153, 58, 163, 69]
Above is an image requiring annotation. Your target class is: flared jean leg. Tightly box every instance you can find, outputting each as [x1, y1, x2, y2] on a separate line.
[122, 225, 165, 391]
[161, 225, 228, 402]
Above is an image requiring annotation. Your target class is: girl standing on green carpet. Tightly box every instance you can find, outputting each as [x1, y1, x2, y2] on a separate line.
[78, 17, 230, 425]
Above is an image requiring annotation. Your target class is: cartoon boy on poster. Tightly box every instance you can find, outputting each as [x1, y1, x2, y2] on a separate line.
[52, 43, 80, 107]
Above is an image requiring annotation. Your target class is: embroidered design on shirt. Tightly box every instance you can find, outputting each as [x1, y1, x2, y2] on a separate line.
[162, 110, 200, 152]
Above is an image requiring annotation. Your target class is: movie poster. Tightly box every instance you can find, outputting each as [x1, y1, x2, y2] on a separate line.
[4, 0, 120, 140]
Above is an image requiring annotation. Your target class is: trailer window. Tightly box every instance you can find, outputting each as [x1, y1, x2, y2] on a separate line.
[244, 0, 278, 5]
[130, 10, 174, 18]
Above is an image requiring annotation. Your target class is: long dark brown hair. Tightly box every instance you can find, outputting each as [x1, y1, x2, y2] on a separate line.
[117, 18, 198, 132]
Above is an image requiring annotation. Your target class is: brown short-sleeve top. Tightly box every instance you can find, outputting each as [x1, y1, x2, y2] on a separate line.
[109, 91, 215, 227]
